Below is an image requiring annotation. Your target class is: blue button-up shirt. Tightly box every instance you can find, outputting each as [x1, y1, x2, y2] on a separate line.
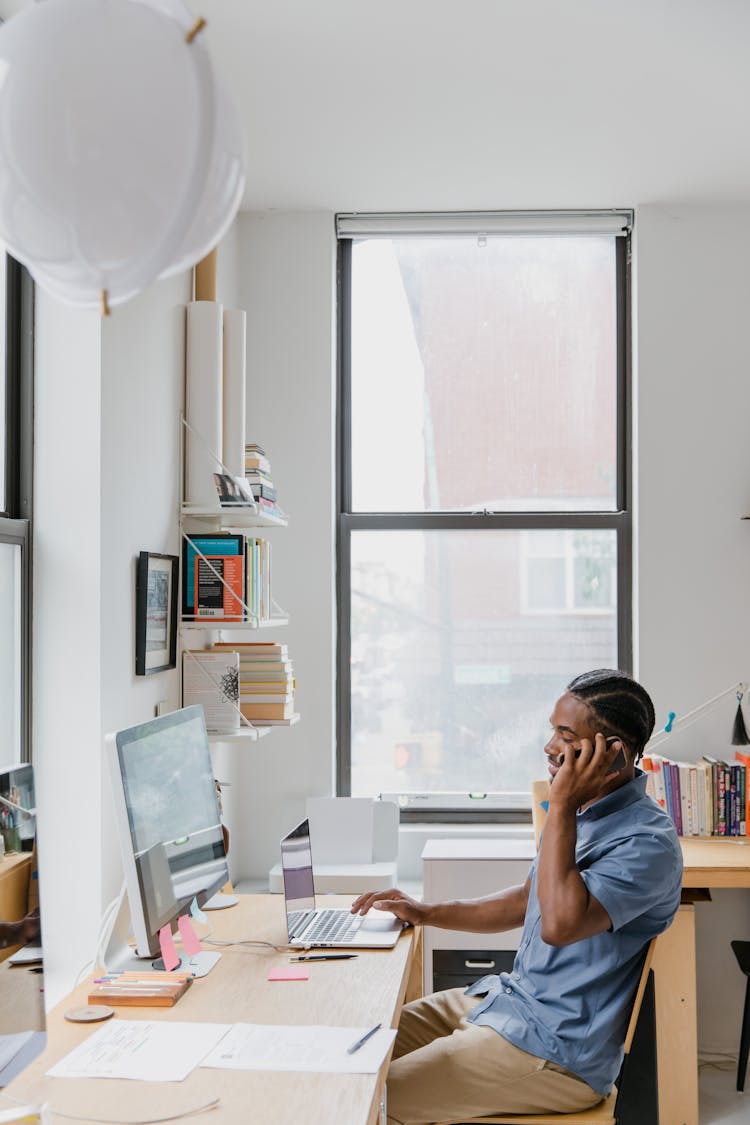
[465, 771, 683, 1095]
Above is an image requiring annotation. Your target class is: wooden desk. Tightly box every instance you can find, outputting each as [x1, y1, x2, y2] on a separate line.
[653, 838, 750, 1125]
[5, 895, 418, 1125]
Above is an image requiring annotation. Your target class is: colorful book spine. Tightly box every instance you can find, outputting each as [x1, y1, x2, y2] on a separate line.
[669, 762, 683, 835]
[662, 761, 675, 830]
[716, 763, 726, 836]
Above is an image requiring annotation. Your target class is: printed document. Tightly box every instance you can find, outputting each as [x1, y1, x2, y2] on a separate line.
[46, 1020, 231, 1082]
[200, 1023, 397, 1074]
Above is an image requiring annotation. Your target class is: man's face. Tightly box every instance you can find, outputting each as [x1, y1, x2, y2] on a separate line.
[543, 692, 599, 783]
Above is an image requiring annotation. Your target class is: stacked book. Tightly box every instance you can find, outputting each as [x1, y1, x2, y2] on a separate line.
[182, 650, 240, 733]
[245, 442, 287, 521]
[212, 641, 296, 723]
[643, 749, 750, 836]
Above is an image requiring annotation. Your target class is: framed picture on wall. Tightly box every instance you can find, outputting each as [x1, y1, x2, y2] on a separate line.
[135, 551, 178, 675]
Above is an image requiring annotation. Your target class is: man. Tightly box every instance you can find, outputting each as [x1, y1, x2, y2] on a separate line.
[351, 669, 683, 1125]
[0, 910, 39, 951]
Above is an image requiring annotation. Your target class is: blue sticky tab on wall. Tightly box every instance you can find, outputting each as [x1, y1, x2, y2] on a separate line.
[540, 800, 549, 812]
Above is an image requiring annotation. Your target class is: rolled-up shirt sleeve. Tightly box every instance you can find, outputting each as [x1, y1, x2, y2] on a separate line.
[579, 832, 683, 934]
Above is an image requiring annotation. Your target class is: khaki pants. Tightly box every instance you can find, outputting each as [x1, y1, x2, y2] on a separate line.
[386, 988, 602, 1125]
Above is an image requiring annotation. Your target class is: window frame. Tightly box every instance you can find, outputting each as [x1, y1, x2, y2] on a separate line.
[336, 217, 632, 818]
[1, 254, 34, 763]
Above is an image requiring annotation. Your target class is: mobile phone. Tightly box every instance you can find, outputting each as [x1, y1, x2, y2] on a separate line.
[566, 736, 627, 774]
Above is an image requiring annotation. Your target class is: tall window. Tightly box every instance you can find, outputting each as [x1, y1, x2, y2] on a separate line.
[1, 251, 33, 767]
[337, 212, 632, 812]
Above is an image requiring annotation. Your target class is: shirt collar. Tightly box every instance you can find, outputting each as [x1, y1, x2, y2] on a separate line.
[576, 768, 648, 823]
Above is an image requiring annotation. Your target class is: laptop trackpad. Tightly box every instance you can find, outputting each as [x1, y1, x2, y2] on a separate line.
[361, 909, 402, 931]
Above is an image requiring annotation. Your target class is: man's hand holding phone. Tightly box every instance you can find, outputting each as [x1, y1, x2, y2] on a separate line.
[550, 733, 628, 813]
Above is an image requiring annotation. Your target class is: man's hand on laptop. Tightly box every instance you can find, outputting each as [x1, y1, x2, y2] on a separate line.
[350, 888, 423, 926]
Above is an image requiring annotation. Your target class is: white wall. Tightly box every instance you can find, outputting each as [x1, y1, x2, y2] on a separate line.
[33, 294, 102, 1007]
[32, 228, 241, 1005]
[635, 205, 750, 1055]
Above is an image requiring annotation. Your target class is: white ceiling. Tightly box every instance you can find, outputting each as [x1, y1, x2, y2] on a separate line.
[3, 0, 750, 213]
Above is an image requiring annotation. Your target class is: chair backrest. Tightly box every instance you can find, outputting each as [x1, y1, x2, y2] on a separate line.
[530, 779, 550, 849]
[623, 936, 656, 1055]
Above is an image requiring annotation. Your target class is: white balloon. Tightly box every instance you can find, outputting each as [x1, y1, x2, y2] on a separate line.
[160, 79, 247, 279]
[0, 0, 217, 308]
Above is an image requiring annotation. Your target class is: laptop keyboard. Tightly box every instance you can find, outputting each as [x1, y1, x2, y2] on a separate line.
[301, 908, 363, 944]
[288, 909, 314, 933]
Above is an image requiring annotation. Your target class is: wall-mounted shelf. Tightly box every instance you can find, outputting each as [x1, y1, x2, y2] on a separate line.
[182, 504, 288, 530]
[253, 714, 301, 728]
[205, 714, 300, 744]
[206, 725, 274, 745]
[181, 617, 289, 634]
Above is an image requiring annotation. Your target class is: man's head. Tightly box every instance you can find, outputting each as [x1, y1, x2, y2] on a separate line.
[564, 668, 656, 764]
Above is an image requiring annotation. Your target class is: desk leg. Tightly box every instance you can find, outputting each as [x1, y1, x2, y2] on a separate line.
[405, 928, 424, 1004]
[652, 905, 698, 1125]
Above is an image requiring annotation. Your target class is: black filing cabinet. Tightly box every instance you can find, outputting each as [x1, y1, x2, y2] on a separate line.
[432, 948, 516, 992]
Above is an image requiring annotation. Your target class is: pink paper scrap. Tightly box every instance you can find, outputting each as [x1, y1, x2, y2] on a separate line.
[178, 914, 202, 956]
[158, 924, 180, 971]
[268, 965, 309, 982]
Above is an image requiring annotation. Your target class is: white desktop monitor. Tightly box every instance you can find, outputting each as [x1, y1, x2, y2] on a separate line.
[106, 705, 229, 961]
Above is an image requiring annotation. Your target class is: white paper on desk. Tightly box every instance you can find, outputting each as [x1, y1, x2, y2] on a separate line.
[46, 1019, 232, 1083]
[201, 1023, 397, 1075]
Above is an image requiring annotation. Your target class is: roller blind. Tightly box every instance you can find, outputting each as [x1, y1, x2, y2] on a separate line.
[336, 210, 633, 239]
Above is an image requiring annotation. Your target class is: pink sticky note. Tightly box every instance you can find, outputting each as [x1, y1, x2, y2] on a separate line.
[268, 965, 309, 982]
[158, 924, 180, 971]
[177, 914, 202, 956]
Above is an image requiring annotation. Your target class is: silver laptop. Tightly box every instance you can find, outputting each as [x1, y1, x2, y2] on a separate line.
[281, 818, 403, 948]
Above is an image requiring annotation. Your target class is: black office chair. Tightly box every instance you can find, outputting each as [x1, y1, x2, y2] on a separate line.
[730, 940, 750, 1091]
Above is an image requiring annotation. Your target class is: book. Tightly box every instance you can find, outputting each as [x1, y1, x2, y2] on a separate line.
[238, 682, 295, 695]
[245, 454, 271, 473]
[717, 761, 727, 835]
[239, 700, 295, 721]
[735, 752, 750, 834]
[702, 755, 720, 834]
[239, 665, 293, 678]
[182, 651, 240, 733]
[182, 534, 245, 622]
[212, 642, 287, 655]
[694, 760, 713, 835]
[239, 693, 294, 704]
[668, 762, 683, 835]
[88, 975, 192, 1007]
[245, 715, 299, 726]
[643, 754, 667, 809]
[236, 657, 292, 666]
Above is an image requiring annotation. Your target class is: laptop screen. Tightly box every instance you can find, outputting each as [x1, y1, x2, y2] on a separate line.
[280, 819, 315, 928]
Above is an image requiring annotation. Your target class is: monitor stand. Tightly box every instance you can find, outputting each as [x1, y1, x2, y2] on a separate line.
[151, 951, 220, 978]
[101, 886, 221, 977]
[203, 892, 239, 910]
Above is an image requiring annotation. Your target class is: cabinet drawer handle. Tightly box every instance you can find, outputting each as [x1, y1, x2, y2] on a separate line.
[464, 959, 495, 969]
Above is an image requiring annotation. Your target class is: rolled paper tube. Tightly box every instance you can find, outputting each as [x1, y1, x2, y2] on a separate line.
[185, 300, 223, 505]
[222, 308, 247, 480]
